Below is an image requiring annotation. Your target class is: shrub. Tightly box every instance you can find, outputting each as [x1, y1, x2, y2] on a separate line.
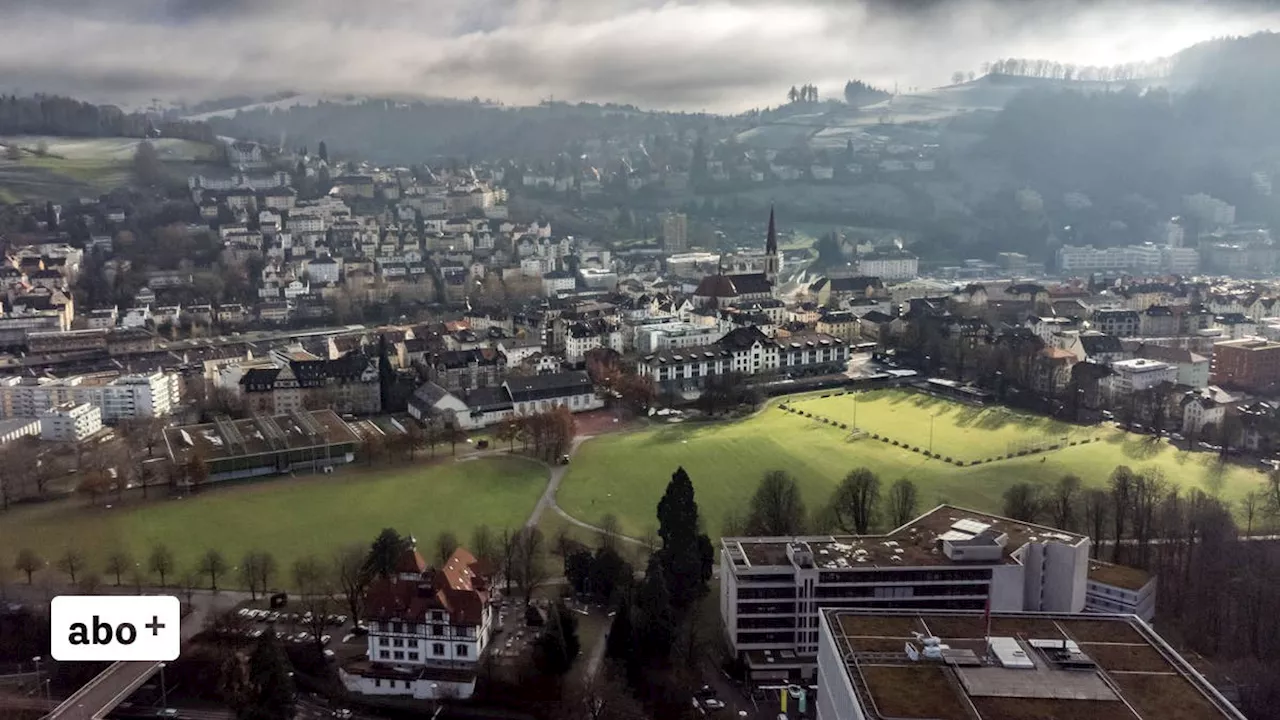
[892, 440, 900, 446]
[945, 456, 953, 463]
[912, 446, 920, 452]
[839, 423, 848, 429]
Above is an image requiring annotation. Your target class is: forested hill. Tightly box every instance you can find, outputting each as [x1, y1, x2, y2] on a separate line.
[204, 99, 731, 165]
[979, 32, 1280, 231]
[0, 95, 215, 143]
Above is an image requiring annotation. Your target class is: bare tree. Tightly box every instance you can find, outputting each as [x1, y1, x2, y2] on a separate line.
[240, 552, 263, 600]
[199, 549, 228, 590]
[498, 528, 518, 596]
[745, 470, 806, 536]
[887, 478, 919, 528]
[1082, 488, 1110, 557]
[1241, 490, 1263, 536]
[1002, 483, 1042, 522]
[333, 543, 367, 624]
[293, 555, 333, 651]
[471, 525, 497, 570]
[14, 548, 43, 584]
[1050, 474, 1082, 531]
[829, 468, 880, 534]
[56, 549, 86, 584]
[512, 527, 546, 606]
[104, 550, 134, 586]
[436, 531, 459, 565]
[598, 514, 621, 556]
[1109, 466, 1135, 562]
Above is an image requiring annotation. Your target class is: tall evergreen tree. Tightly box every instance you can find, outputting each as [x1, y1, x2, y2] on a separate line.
[655, 467, 713, 609]
[377, 335, 394, 411]
[241, 636, 294, 720]
[533, 602, 580, 675]
[364, 528, 409, 579]
[317, 141, 328, 163]
[635, 556, 675, 663]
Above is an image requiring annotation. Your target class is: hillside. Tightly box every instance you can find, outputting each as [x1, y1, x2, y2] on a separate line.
[0, 135, 216, 202]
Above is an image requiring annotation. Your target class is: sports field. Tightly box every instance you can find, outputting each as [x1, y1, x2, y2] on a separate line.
[788, 390, 1091, 460]
[0, 456, 545, 588]
[556, 391, 1267, 539]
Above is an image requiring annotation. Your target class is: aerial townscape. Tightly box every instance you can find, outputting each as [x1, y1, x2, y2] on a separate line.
[6, 7, 1280, 720]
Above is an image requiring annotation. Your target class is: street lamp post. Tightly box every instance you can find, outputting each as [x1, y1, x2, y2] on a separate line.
[159, 662, 168, 709]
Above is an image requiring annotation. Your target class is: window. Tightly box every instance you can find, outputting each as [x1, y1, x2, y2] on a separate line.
[407, 639, 418, 648]
[375, 679, 382, 687]
[393, 639, 404, 647]
[409, 652, 419, 661]
[379, 651, 390, 659]
[457, 644, 469, 657]
[433, 624, 444, 636]
[379, 638, 389, 647]
[394, 651, 404, 660]
[392, 622, 404, 633]
[433, 643, 445, 655]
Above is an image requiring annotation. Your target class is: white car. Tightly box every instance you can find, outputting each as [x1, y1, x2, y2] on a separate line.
[703, 699, 726, 711]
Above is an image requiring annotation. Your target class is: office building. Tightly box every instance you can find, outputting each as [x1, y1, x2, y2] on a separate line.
[661, 212, 689, 252]
[1211, 337, 1280, 394]
[816, 609, 1245, 720]
[719, 505, 1093, 682]
[40, 402, 103, 442]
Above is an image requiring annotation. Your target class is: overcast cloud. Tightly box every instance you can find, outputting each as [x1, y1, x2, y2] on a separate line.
[0, 0, 1277, 112]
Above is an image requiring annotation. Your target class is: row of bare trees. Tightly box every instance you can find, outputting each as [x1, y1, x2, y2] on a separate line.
[721, 468, 921, 537]
[494, 406, 577, 461]
[981, 57, 1171, 82]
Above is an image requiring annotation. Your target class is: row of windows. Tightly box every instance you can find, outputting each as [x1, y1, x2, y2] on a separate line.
[738, 616, 797, 630]
[816, 569, 993, 584]
[738, 587, 797, 600]
[813, 583, 989, 600]
[376, 642, 470, 661]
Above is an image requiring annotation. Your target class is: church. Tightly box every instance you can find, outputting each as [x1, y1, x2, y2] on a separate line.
[692, 207, 783, 308]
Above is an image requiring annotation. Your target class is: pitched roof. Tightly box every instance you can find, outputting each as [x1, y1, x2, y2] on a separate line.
[504, 370, 593, 402]
[695, 274, 738, 298]
[726, 272, 772, 296]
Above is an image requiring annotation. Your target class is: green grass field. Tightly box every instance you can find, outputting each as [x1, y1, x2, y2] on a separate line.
[556, 391, 1268, 539]
[789, 390, 1091, 460]
[0, 456, 546, 587]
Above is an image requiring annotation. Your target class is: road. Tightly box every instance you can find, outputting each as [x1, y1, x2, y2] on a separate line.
[523, 435, 652, 549]
[43, 596, 238, 720]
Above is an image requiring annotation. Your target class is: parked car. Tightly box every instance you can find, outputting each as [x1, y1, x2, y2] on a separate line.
[703, 699, 726, 711]
[320, 634, 332, 645]
[267, 611, 281, 623]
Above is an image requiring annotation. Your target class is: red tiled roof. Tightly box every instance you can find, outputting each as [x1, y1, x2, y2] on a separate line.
[395, 547, 427, 575]
[363, 547, 489, 627]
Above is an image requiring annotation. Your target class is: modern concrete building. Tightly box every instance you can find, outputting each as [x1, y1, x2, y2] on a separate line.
[1085, 560, 1156, 621]
[719, 506, 1093, 682]
[816, 609, 1245, 720]
[40, 402, 103, 442]
[1102, 358, 1177, 405]
[660, 211, 688, 252]
[0, 417, 42, 445]
[0, 371, 180, 423]
[163, 409, 360, 482]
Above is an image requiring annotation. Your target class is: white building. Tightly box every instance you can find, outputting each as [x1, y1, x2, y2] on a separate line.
[856, 252, 919, 280]
[633, 323, 727, 353]
[1085, 560, 1156, 621]
[306, 256, 341, 285]
[0, 371, 179, 423]
[341, 544, 493, 701]
[720, 506, 1092, 682]
[1102, 358, 1177, 404]
[0, 417, 41, 445]
[504, 371, 603, 417]
[541, 270, 576, 297]
[1057, 244, 1164, 274]
[564, 322, 624, 364]
[40, 402, 103, 442]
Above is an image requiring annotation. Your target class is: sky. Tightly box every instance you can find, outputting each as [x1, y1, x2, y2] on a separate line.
[0, 0, 1277, 113]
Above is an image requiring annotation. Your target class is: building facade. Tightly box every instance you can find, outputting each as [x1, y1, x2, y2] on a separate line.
[720, 506, 1092, 682]
[341, 544, 494, 700]
[1211, 338, 1280, 394]
[40, 402, 103, 442]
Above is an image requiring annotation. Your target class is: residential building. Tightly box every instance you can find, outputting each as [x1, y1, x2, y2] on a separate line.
[0, 371, 180, 422]
[504, 371, 603, 416]
[340, 544, 493, 700]
[633, 323, 726, 353]
[720, 505, 1094, 682]
[1026, 316, 1079, 345]
[541, 270, 577, 297]
[1056, 243, 1163, 273]
[1133, 343, 1210, 388]
[564, 320, 624, 364]
[239, 354, 382, 415]
[421, 349, 505, 393]
[1102, 359, 1177, 404]
[1211, 337, 1280, 394]
[1092, 309, 1140, 338]
[408, 384, 514, 430]
[807, 276, 886, 308]
[816, 311, 859, 342]
[0, 417, 41, 445]
[661, 211, 689, 252]
[40, 402, 102, 442]
[1181, 386, 1238, 437]
[856, 251, 918, 280]
[815, 608, 1245, 720]
[636, 328, 849, 398]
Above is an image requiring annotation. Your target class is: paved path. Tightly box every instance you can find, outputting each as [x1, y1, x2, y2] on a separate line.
[522, 436, 653, 550]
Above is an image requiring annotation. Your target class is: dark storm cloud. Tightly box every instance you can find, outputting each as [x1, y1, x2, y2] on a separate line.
[0, 0, 1277, 111]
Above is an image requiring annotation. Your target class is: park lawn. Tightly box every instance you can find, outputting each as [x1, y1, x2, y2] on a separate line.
[0, 456, 546, 587]
[789, 390, 1091, 460]
[555, 405, 1269, 540]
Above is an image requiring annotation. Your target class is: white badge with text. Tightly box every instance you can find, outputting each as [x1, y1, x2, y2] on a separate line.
[51, 596, 181, 661]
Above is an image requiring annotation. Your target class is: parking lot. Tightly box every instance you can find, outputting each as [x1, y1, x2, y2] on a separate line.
[229, 605, 365, 662]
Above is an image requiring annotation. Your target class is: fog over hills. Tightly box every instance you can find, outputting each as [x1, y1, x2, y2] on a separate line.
[0, 0, 1278, 112]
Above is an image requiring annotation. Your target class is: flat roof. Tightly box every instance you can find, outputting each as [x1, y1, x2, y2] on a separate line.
[824, 609, 1245, 720]
[724, 505, 1087, 570]
[1087, 560, 1153, 591]
[165, 409, 360, 462]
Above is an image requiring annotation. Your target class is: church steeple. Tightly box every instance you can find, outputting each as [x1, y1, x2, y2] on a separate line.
[764, 206, 780, 286]
[766, 205, 778, 255]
